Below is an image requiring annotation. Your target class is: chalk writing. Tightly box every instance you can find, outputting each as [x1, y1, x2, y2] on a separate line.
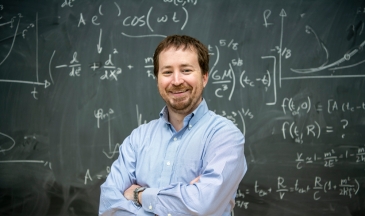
[296, 147, 365, 169]
[217, 108, 254, 136]
[235, 176, 360, 209]
[94, 108, 119, 159]
[162, 0, 198, 6]
[55, 52, 82, 77]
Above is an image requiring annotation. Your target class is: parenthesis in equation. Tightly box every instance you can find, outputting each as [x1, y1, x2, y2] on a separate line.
[99, 4, 103, 16]
[307, 96, 311, 113]
[355, 179, 360, 194]
[228, 63, 236, 101]
[315, 121, 321, 138]
[209, 45, 220, 79]
[237, 110, 246, 136]
[147, 7, 154, 32]
[114, 2, 121, 16]
[324, 181, 328, 193]
[289, 98, 294, 112]
[289, 122, 295, 139]
[181, 7, 188, 30]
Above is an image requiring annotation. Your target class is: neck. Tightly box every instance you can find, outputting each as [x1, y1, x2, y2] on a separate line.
[167, 110, 186, 132]
[166, 98, 203, 132]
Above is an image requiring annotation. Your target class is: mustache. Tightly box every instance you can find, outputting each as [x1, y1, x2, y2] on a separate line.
[167, 85, 191, 92]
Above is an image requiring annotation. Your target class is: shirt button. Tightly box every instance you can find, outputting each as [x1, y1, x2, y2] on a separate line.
[173, 137, 177, 141]
[149, 205, 152, 210]
[166, 161, 171, 166]
[189, 124, 192, 128]
[168, 214, 172, 216]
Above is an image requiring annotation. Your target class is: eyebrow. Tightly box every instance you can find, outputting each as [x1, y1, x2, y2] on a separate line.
[160, 64, 194, 70]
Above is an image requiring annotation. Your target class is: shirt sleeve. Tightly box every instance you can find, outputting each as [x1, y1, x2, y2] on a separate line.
[141, 121, 247, 216]
[99, 135, 148, 216]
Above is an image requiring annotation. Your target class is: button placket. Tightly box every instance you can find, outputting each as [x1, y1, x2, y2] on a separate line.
[159, 136, 179, 187]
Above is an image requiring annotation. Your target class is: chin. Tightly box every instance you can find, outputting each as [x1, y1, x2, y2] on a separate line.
[168, 101, 190, 112]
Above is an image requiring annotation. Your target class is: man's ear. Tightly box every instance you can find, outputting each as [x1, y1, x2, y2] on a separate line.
[202, 72, 208, 87]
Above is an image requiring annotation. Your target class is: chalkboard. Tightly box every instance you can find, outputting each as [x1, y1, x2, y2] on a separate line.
[1, 0, 365, 215]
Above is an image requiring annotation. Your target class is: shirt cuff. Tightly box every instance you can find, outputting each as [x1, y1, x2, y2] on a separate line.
[141, 188, 159, 213]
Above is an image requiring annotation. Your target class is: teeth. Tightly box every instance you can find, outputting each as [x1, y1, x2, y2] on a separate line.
[172, 90, 185, 93]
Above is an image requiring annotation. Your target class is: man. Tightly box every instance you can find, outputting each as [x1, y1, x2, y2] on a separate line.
[99, 35, 247, 215]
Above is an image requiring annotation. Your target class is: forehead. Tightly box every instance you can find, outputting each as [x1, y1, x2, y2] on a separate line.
[159, 46, 199, 64]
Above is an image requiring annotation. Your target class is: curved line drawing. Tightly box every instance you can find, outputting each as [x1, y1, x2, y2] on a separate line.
[291, 26, 365, 74]
[0, 18, 20, 66]
[209, 46, 219, 78]
[237, 110, 246, 136]
[314, 121, 320, 138]
[49, 50, 55, 84]
[103, 144, 120, 159]
[290, 46, 363, 74]
[329, 58, 365, 70]
[114, 2, 121, 16]
[0, 132, 16, 153]
[239, 71, 246, 88]
[99, 4, 103, 16]
[355, 179, 360, 194]
[306, 25, 329, 67]
[146, 7, 153, 32]
[228, 63, 235, 101]
[181, 7, 188, 30]
[121, 32, 166, 38]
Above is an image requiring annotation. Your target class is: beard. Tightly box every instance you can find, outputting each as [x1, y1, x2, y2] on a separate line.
[160, 84, 203, 115]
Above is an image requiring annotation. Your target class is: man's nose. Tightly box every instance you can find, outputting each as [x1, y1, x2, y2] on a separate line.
[171, 71, 183, 85]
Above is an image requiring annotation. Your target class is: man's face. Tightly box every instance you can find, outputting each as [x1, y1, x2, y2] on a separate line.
[157, 46, 208, 115]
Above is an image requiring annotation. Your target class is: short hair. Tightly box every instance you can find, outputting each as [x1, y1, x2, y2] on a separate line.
[153, 35, 209, 77]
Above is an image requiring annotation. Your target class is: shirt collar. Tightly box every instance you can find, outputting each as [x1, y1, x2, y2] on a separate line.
[159, 99, 209, 129]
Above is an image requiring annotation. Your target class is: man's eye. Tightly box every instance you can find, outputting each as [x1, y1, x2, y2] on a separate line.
[183, 69, 191, 73]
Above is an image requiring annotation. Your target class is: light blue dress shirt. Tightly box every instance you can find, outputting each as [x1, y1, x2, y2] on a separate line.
[99, 99, 247, 216]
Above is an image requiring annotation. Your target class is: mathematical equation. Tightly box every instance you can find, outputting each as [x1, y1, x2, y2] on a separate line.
[282, 97, 365, 115]
[235, 176, 360, 209]
[84, 166, 111, 185]
[72, 1, 195, 37]
[207, 39, 278, 105]
[216, 108, 254, 136]
[281, 118, 349, 144]
[54, 52, 128, 81]
[295, 147, 365, 169]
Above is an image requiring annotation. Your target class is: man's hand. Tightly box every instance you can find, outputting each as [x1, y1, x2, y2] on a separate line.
[190, 176, 201, 185]
[123, 184, 141, 201]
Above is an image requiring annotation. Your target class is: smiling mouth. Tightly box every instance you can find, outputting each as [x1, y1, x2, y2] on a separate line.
[169, 89, 189, 96]
[172, 90, 188, 94]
